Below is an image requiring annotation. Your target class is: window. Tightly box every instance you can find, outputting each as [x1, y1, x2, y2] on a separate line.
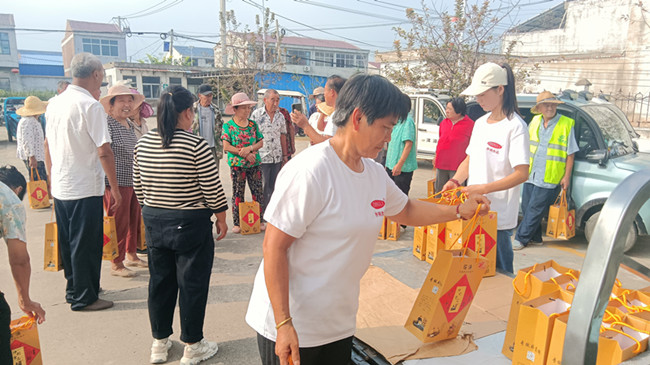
[356, 54, 367, 68]
[336, 53, 355, 68]
[422, 99, 443, 125]
[314, 52, 334, 67]
[286, 49, 310, 66]
[82, 38, 119, 57]
[0, 77, 9, 91]
[0, 33, 10, 55]
[142, 76, 160, 99]
[123, 75, 137, 88]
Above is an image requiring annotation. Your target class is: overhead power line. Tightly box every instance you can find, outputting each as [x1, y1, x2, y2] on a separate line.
[293, 0, 407, 22]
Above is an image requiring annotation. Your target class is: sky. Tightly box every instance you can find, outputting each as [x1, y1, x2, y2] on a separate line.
[3, 0, 565, 62]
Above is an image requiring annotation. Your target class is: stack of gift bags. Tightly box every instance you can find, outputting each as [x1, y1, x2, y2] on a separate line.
[504, 260, 650, 365]
[412, 187, 498, 277]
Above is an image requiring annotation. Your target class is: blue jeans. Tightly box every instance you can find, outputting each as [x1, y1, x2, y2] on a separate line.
[515, 183, 561, 246]
[497, 229, 514, 274]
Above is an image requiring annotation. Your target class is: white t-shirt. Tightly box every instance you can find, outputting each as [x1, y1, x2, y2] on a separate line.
[322, 111, 338, 137]
[308, 111, 324, 134]
[466, 112, 530, 230]
[45, 85, 111, 200]
[246, 140, 408, 347]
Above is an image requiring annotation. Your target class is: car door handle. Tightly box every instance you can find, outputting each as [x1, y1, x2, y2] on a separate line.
[418, 128, 427, 132]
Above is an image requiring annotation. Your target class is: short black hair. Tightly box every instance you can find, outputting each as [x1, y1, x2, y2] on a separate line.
[0, 165, 27, 201]
[449, 97, 467, 116]
[332, 74, 411, 127]
[326, 75, 347, 94]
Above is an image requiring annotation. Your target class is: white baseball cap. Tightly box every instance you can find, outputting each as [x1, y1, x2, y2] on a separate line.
[461, 62, 508, 96]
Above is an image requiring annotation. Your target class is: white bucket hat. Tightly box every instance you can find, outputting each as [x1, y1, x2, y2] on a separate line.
[461, 62, 508, 96]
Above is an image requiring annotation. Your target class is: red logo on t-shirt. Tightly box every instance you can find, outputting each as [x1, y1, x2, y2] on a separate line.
[487, 142, 502, 149]
[371, 200, 385, 209]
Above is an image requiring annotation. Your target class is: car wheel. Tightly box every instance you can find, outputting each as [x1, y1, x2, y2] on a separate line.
[585, 211, 637, 252]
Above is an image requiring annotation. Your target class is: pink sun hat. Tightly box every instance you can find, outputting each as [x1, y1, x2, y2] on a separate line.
[225, 92, 257, 114]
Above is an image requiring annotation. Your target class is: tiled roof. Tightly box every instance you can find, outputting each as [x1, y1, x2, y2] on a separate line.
[18, 50, 63, 66]
[508, 3, 566, 33]
[173, 45, 214, 58]
[66, 20, 121, 33]
[233, 32, 362, 51]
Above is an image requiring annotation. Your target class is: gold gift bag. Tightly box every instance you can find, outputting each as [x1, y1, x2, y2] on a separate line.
[405, 210, 489, 343]
[43, 221, 62, 272]
[445, 211, 498, 277]
[413, 226, 427, 260]
[424, 223, 446, 264]
[546, 190, 575, 240]
[426, 178, 436, 197]
[239, 201, 261, 235]
[378, 217, 387, 240]
[103, 216, 119, 260]
[10, 316, 43, 365]
[27, 168, 50, 209]
[512, 290, 574, 365]
[386, 219, 400, 241]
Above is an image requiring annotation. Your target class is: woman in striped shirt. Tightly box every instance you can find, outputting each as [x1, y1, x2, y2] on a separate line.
[133, 85, 227, 365]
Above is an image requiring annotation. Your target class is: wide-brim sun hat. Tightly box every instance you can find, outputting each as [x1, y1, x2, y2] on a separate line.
[317, 103, 335, 116]
[225, 92, 257, 114]
[100, 84, 145, 113]
[461, 62, 508, 96]
[311, 86, 325, 96]
[16, 96, 48, 116]
[531, 90, 564, 114]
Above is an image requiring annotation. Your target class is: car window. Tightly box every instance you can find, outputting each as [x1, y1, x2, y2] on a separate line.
[581, 105, 634, 157]
[409, 98, 416, 120]
[422, 99, 443, 125]
[575, 114, 598, 160]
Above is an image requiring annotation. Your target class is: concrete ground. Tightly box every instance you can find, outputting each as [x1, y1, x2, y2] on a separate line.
[1, 122, 650, 365]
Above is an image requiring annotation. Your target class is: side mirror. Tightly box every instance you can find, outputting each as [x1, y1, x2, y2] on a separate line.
[585, 149, 609, 166]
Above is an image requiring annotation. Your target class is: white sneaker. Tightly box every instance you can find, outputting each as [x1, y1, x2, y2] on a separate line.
[150, 338, 172, 364]
[180, 338, 219, 365]
[512, 239, 525, 251]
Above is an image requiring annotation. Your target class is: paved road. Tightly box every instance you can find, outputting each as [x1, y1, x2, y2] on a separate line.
[1, 124, 649, 364]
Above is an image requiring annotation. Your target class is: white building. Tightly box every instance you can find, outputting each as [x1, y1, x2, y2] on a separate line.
[503, 0, 650, 96]
[61, 20, 127, 76]
[167, 45, 214, 67]
[0, 14, 19, 91]
[215, 33, 369, 79]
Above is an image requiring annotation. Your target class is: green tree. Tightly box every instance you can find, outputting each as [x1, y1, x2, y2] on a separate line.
[386, 0, 534, 95]
[138, 54, 192, 66]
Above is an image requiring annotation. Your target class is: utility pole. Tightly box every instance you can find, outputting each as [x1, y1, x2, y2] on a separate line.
[261, 0, 266, 71]
[275, 18, 281, 64]
[169, 29, 174, 60]
[220, 0, 227, 67]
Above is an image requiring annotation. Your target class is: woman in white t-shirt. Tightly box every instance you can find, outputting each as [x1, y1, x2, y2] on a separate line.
[246, 74, 491, 365]
[442, 62, 530, 274]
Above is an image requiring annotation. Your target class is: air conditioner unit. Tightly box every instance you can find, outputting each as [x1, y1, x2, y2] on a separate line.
[303, 66, 311, 72]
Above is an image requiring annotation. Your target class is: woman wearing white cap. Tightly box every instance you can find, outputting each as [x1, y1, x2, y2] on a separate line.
[442, 62, 530, 274]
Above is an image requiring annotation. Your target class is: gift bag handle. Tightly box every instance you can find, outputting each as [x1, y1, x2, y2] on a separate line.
[602, 324, 645, 353]
[9, 316, 36, 331]
[459, 204, 483, 260]
[427, 187, 467, 205]
[512, 263, 539, 296]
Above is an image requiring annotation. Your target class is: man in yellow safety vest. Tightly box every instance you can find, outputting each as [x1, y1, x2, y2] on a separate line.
[512, 91, 578, 250]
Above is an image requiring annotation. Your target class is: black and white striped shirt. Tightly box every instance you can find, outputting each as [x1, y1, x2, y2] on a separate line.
[133, 129, 228, 213]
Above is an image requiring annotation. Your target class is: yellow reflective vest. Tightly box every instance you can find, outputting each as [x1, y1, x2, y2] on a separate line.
[529, 114, 575, 185]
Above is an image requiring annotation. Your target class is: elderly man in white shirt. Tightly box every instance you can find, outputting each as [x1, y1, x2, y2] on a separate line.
[250, 89, 288, 211]
[44, 52, 121, 312]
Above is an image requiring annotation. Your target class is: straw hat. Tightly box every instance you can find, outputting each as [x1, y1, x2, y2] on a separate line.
[16, 96, 48, 116]
[317, 103, 334, 116]
[224, 92, 257, 114]
[311, 86, 325, 96]
[100, 84, 145, 113]
[461, 62, 507, 96]
[531, 91, 564, 114]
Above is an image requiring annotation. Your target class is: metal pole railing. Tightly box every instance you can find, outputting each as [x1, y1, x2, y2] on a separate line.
[563, 169, 650, 364]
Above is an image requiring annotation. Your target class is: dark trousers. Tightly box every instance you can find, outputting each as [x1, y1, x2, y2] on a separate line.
[257, 333, 353, 365]
[143, 206, 214, 343]
[435, 168, 456, 194]
[0, 293, 11, 365]
[230, 165, 264, 227]
[22, 160, 48, 183]
[261, 162, 282, 211]
[385, 168, 414, 196]
[54, 196, 103, 310]
[496, 229, 514, 274]
[515, 183, 561, 246]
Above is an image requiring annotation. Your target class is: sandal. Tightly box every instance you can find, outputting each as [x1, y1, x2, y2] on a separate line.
[111, 268, 137, 278]
[124, 259, 148, 268]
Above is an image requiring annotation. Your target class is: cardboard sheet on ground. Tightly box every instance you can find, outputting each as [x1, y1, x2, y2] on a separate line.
[356, 265, 512, 364]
